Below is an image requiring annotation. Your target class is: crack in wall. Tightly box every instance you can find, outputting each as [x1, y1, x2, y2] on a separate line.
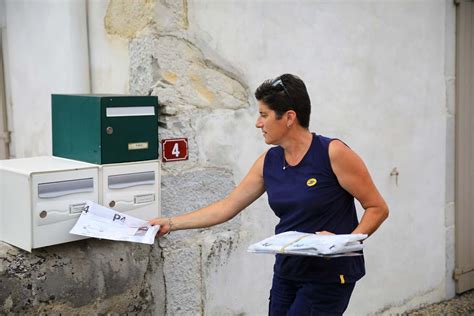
[157, 240, 168, 315]
[183, 0, 189, 29]
[199, 244, 205, 316]
[139, 244, 156, 312]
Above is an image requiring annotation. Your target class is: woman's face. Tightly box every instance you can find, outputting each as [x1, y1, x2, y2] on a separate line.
[255, 101, 288, 145]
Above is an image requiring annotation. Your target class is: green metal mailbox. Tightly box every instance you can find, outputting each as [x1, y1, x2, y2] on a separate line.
[52, 94, 158, 164]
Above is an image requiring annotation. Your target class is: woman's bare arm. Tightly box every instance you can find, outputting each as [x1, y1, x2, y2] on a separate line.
[149, 152, 267, 236]
[329, 140, 389, 236]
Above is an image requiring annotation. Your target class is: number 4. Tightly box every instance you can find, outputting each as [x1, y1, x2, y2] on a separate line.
[172, 143, 180, 157]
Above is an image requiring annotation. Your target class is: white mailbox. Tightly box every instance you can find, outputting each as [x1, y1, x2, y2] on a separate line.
[99, 160, 160, 221]
[0, 156, 99, 251]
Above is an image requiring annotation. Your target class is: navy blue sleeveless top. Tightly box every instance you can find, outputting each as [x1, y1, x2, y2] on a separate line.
[263, 134, 365, 283]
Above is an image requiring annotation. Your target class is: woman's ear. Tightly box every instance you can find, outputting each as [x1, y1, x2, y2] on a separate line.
[286, 110, 297, 127]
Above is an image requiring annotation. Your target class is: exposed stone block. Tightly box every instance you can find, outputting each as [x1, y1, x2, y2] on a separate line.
[161, 169, 235, 216]
[161, 244, 202, 315]
[129, 35, 248, 111]
[105, 0, 155, 38]
[155, 0, 189, 33]
[129, 36, 160, 96]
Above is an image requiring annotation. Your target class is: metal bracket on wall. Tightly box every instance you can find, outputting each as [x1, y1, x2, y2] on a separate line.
[453, 267, 474, 280]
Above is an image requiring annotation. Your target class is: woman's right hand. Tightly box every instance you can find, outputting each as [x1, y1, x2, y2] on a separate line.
[148, 217, 173, 237]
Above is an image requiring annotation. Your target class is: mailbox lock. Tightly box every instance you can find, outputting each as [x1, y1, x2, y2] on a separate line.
[109, 200, 116, 208]
[39, 210, 47, 218]
[106, 127, 114, 135]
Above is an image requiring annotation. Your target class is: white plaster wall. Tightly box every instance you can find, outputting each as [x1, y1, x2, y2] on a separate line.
[0, 1, 5, 27]
[443, 0, 456, 301]
[189, 0, 454, 314]
[87, 0, 129, 94]
[3, 0, 90, 158]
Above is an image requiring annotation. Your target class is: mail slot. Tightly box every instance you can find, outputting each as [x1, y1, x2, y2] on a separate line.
[108, 171, 155, 189]
[52, 94, 159, 164]
[100, 160, 160, 220]
[38, 178, 94, 198]
[0, 156, 99, 251]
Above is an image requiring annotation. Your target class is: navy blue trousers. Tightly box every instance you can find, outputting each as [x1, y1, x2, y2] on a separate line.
[268, 275, 356, 316]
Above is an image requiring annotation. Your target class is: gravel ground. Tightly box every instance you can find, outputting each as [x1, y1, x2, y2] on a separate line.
[406, 290, 474, 315]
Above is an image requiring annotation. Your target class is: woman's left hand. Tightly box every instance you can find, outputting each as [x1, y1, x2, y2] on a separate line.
[315, 231, 334, 235]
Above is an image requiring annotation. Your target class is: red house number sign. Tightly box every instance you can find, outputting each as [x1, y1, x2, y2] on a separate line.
[162, 138, 189, 162]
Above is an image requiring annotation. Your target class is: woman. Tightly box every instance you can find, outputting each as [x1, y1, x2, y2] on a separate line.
[150, 74, 388, 315]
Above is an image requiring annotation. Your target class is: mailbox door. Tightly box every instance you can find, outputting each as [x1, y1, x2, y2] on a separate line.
[32, 168, 99, 248]
[101, 161, 160, 220]
[52, 94, 102, 164]
[100, 97, 158, 164]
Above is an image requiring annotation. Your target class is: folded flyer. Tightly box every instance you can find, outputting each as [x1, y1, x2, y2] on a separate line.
[248, 231, 367, 257]
[70, 201, 159, 245]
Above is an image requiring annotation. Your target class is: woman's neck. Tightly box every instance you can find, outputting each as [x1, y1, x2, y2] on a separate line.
[281, 128, 313, 166]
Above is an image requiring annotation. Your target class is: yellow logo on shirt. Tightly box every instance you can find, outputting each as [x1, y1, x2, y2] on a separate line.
[306, 178, 317, 187]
